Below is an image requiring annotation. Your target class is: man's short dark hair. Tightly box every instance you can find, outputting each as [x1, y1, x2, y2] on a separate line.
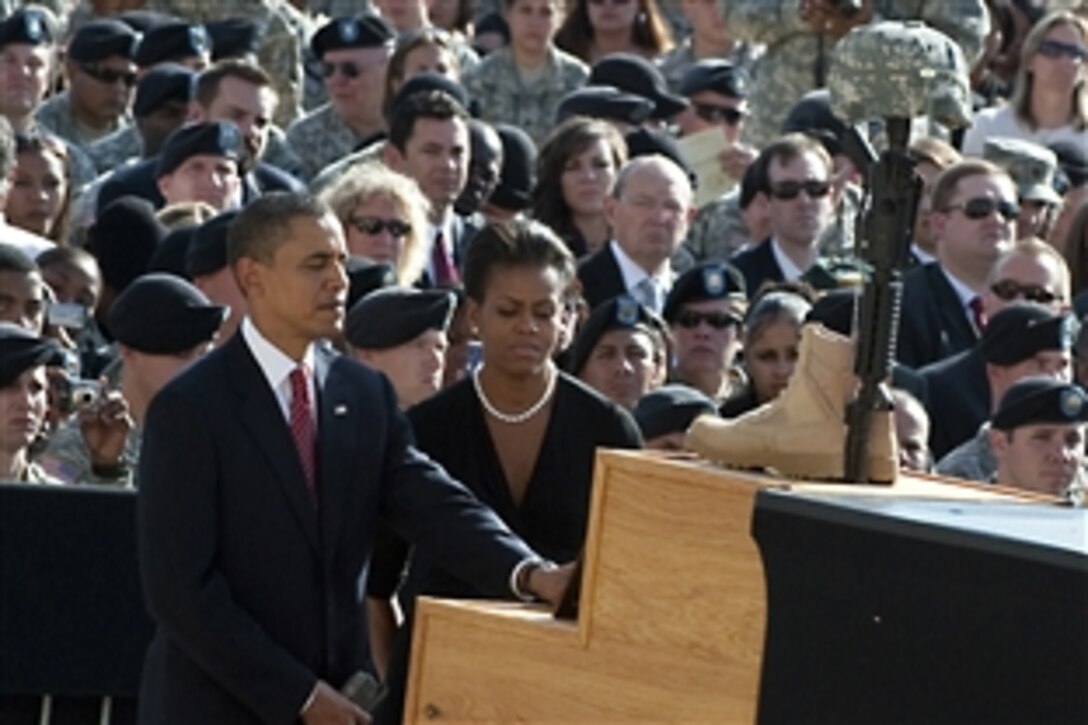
[195, 60, 274, 109]
[387, 90, 469, 154]
[227, 192, 332, 264]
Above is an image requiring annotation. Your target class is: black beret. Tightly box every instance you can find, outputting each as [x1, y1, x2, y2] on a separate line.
[980, 303, 1076, 367]
[570, 294, 666, 375]
[679, 60, 749, 99]
[346, 287, 456, 350]
[388, 72, 470, 122]
[186, 210, 238, 278]
[624, 127, 697, 189]
[488, 125, 536, 212]
[662, 262, 746, 322]
[68, 19, 140, 63]
[133, 62, 195, 117]
[108, 273, 226, 354]
[206, 18, 265, 61]
[346, 257, 396, 311]
[633, 383, 717, 440]
[311, 14, 395, 58]
[88, 196, 168, 291]
[991, 377, 1088, 431]
[155, 121, 243, 178]
[0, 323, 64, 388]
[147, 224, 198, 278]
[134, 20, 210, 68]
[0, 9, 55, 48]
[589, 53, 689, 120]
[782, 89, 848, 156]
[1049, 141, 1088, 190]
[557, 85, 654, 126]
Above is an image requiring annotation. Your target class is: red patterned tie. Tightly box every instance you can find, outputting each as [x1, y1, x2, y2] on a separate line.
[431, 231, 460, 287]
[969, 296, 987, 333]
[289, 366, 317, 501]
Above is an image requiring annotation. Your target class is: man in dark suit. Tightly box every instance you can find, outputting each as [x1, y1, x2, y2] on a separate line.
[137, 192, 570, 724]
[896, 159, 1018, 369]
[577, 154, 695, 313]
[730, 133, 837, 298]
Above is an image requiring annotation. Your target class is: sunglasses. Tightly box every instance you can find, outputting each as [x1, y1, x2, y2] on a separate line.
[989, 279, 1059, 305]
[675, 310, 741, 330]
[1037, 39, 1088, 61]
[322, 61, 361, 79]
[348, 216, 412, 237]
[78, 62, 136, 87]
[769, 180, 831, 200]
[942, 197, 1020, 221]
[692, 103, 746, 126]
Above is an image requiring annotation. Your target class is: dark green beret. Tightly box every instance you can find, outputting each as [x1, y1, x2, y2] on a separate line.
[570, 294, 666, 375]
[633, 383, 716, 440]
[186, 210, 238, 278]
[108, 273, 226, 354]
[346, 287, 456, 350]
[155, 121, 243, 178]
[992, 377, 1088, 431]
[134, 20, 210, 67]
[662, 262, 746, 322]
[0, 9, 55, 48]
[980, 303, 1076, 367]
[0, 323, 64, 388]
[311, 14, 395, 58]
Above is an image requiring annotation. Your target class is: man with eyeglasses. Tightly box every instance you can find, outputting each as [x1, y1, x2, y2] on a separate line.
[287, 14, 396, 180]
[922, 238, 1072, 459]
[730, 133, 838, 298]
[662, 260, 746, 402]
[896, 159, 1019, 369]
[933, 305, 1076, 486]
[35, 19, 139, 148]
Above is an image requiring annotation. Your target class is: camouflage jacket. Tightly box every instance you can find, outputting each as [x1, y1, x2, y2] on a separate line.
[461, 46, 588, 145]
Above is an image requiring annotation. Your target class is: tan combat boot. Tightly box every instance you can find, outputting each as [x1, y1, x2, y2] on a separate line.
[685, 323, 898, 483]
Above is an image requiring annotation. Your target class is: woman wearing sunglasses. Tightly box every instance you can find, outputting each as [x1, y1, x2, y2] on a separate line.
[554, 0, 674, 63]
[963, 10, 1088, 156]
[318, 161, 429, 286]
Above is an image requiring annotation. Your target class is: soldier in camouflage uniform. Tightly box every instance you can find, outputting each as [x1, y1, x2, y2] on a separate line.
[287, 14, 396, 180]
[657, 0, 762, 94]
[725, 0, 989, 149]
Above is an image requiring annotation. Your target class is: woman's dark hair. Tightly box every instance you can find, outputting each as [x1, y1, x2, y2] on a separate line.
[531, 116, 626, 252]
[13, 131, 73, 244]
[463, 218, 576, 303]
[554, 0, 673, 62]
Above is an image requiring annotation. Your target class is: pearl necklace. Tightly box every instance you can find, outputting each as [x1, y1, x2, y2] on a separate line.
[472, 364, 557, 424]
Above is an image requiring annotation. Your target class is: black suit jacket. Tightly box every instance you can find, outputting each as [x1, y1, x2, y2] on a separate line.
[136, 333, 532, 724]
[896, 262, 979, 369]
[920, 347, 989, 460]
[577, 245, 627, 312]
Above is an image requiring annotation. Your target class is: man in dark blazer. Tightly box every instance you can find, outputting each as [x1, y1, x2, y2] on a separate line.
[577, 155, 695, 313]
[137, 192, 569, 724]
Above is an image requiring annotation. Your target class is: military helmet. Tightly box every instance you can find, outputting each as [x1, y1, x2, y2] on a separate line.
[829, 20, 972, 129]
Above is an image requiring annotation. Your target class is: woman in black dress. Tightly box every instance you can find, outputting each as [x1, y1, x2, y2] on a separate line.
[369, 218, 642, 718]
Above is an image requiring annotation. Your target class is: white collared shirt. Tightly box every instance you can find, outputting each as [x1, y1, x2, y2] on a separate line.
[769, 238, 806, 282]
[241, 317, 318, 425]
[609, 240, 672, 313]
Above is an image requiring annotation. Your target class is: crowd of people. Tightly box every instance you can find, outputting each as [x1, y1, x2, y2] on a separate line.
[1, 0, 1087, 722]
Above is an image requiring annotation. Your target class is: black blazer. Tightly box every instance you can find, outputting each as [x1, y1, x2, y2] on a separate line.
[896, 262, 979, 369]
[577, 244, 627, 312]
[136, 334, 532, 724]
[920, 347, 989, 460]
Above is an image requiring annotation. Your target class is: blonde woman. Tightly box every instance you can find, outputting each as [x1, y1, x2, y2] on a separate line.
[319, 162, 431, 286]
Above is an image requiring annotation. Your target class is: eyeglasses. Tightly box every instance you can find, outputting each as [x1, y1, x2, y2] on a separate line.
[77, 62, 136, 87]
[675, 310, 741, 330]
[348, 216, 412, 237]
[1037, 39, 1088, 62]
[768, 180, 831, 200]
[692, 103, 746, 126]
[322, 61, 361, 79]
[989, 279, 1059, 305]
[942, 197, 1020, 221]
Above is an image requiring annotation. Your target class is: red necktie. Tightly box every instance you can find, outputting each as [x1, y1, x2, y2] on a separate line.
[289, 366, 317, 501]
[969, 296, 987, 333]
[431, 231, 460, 287]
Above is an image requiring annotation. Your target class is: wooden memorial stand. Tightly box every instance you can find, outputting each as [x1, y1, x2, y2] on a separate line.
[403, 450, 1032, 722]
